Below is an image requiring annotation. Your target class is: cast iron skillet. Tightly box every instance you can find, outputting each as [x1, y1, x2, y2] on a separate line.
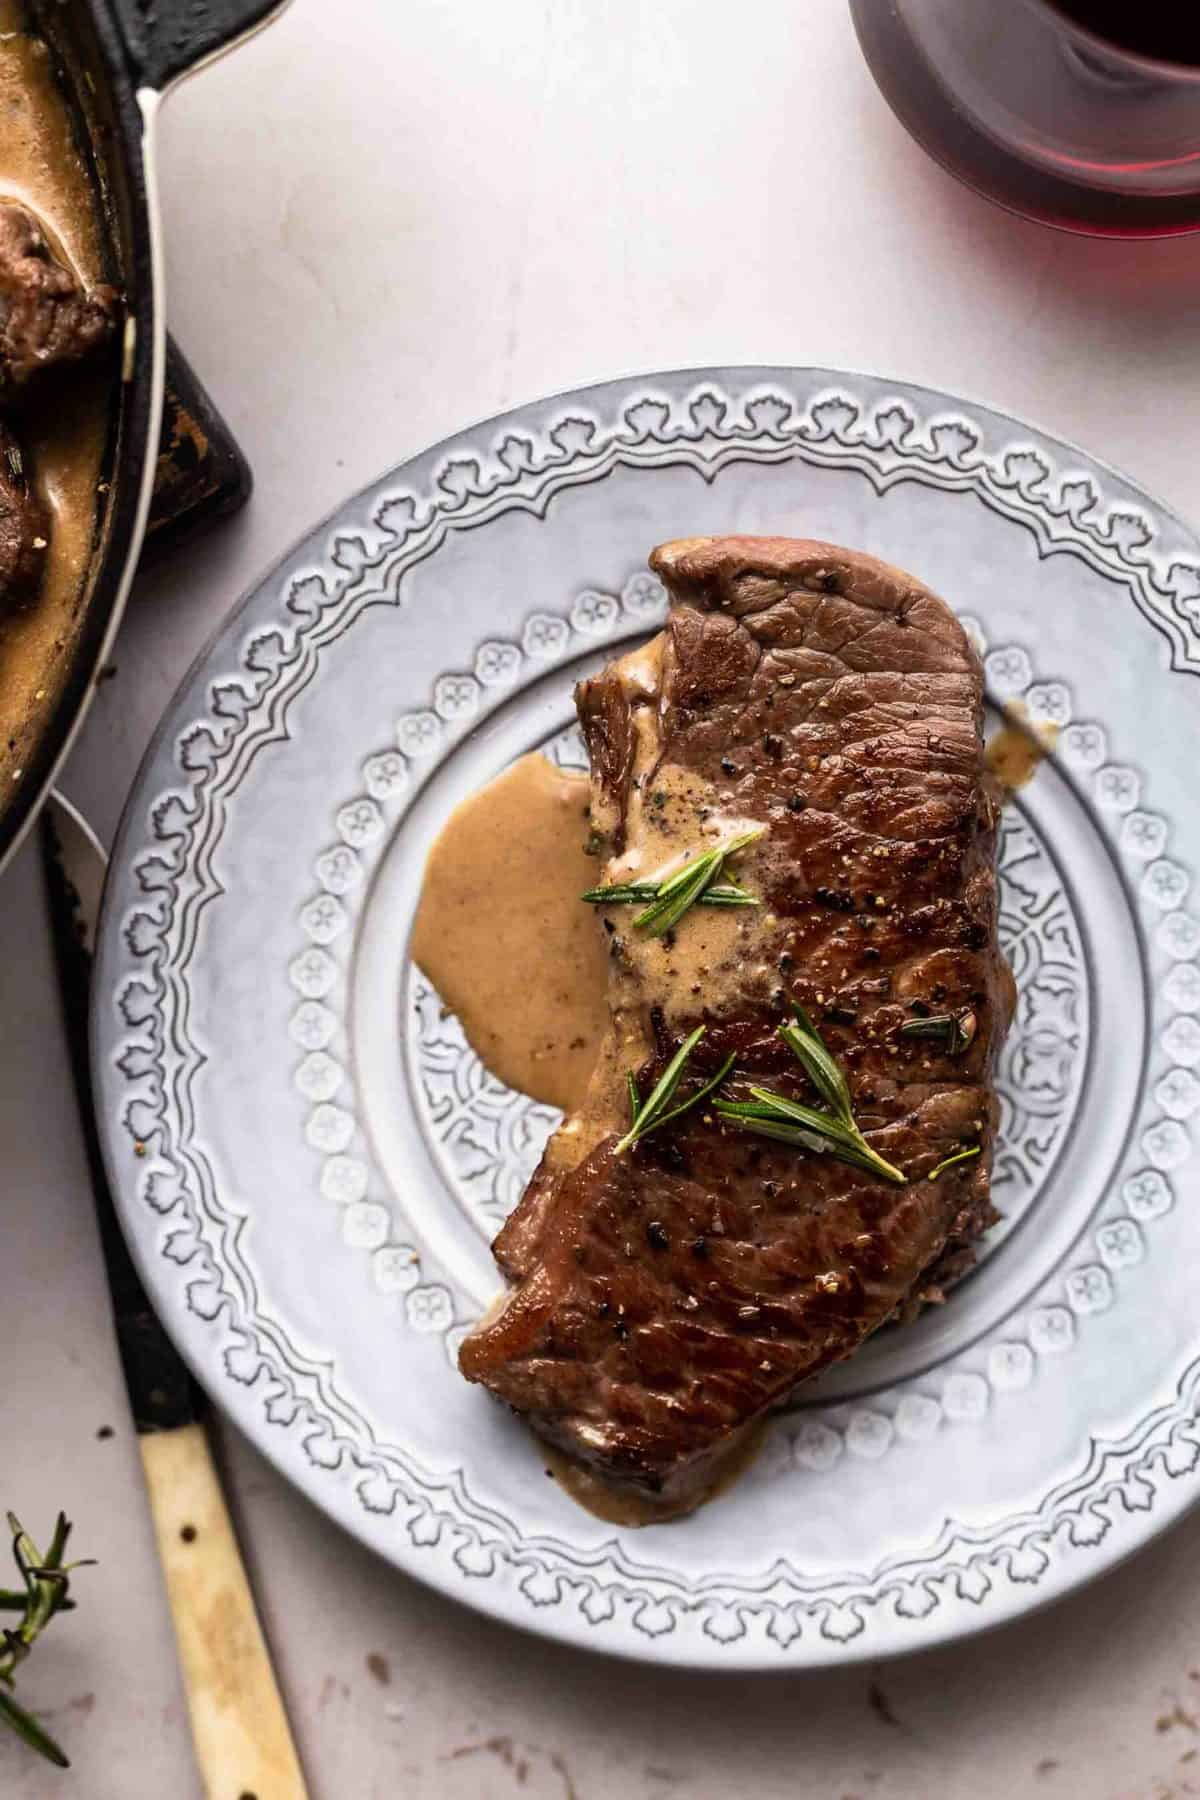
[0, 0, 289, 874]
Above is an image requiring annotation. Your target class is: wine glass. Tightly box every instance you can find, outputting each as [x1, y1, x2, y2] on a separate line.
[850, 0, 1200, 236]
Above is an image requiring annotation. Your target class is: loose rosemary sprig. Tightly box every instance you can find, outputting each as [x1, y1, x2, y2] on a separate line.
[583, 828, 763, 938]
[929, 1143, 982, 1180]
[713, 1004, 907, 1186]
[616, 1025, 735, 1155]
[0, 1513, 93, 1769]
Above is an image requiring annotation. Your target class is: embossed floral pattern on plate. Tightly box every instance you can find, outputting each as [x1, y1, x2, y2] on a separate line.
[95, 370, 1200, 1668]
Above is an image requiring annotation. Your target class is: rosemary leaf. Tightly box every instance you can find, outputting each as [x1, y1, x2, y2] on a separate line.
[0, 1688, 69, 1769]
[633, 855, 720, 935]
[616, 1027, 733, 1154]
[711, 1101, 830, 1156]
[653, 1051, 737, 1133]
[715, 1094, 905, 1184]
[626, 1071, 640, 1125]
[778, 1018, 851, 1121]
[43, 1515, 70, 1573]
[6, 1518, 33, 1594]
[584, 827, 764, 936]
[0, 1516, 89, 1768]
[929, 1143, 982, 1180]
[582, 881, 756, 908]
[714, 1109, 899, 1177]
[743, 1085, 863, 1147]
[713, 1005, 907, 1186]
[695, 885, 758, 909]
[899, 1012, 976, 1055]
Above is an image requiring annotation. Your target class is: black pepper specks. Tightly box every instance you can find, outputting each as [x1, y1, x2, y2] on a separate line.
[813, 885, 855, 913]
[646, 1220, 670, 1250]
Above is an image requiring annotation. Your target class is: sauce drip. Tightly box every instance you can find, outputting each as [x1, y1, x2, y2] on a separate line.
[986, 700, 1060, 795]
[540, 1422, 766, 1527]
[0, 3, 112, 785]
[411, 753, 610, 1113]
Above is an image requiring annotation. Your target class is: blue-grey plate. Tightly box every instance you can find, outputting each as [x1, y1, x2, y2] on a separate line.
[93, 368, 1200, 1667]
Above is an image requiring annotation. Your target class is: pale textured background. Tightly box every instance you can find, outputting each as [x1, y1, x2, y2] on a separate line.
[5, 1, 1200, 1794]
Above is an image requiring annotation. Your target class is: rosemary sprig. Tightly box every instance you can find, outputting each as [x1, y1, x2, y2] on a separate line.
[583, 828, 763, 937]
[581, 880, 754, 909]
[617, 1025, 735, 1155]
[929, 1143, 982, 1180]
[899, 1011, 977, 1055]
[0, 1513, 93, 1768]
[714, 1005, 907, 1186]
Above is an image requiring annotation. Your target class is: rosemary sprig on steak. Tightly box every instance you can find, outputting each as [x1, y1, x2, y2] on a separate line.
[714, 1006, 907, 1186]
[582, 828, 763, 937]
[616, 1026, 735, 1155]
[899, 1011, 977, 1054]
[929, 1143, 982, 1180]
[580, 879, 754, 909]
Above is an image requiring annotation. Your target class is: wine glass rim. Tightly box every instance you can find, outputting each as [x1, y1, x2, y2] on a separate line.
[1037, 0, 1200, 82]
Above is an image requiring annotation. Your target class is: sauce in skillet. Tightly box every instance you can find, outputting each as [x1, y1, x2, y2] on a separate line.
[0, 0, 113, 787]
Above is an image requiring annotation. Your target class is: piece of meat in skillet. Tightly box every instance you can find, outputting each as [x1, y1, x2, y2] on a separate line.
[460, 535, 1012, 1510]
[0, 200, 116, 402]
[0, 420, 47, 609]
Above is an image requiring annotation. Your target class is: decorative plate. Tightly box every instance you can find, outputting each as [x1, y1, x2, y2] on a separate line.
[94, 368, 1200, 1668]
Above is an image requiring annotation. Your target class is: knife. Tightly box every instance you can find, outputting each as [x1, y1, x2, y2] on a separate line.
[39, 793, 310, 1800]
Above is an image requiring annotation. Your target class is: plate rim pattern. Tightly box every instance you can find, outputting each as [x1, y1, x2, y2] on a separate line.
[94, 367, 1200, 1666]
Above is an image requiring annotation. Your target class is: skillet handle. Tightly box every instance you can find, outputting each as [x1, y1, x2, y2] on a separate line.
[107, 0, 287, 92]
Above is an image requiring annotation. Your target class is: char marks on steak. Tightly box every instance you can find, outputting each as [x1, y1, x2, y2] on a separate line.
[0, 200, 116, 402]
[460, 536, 1012, 1508]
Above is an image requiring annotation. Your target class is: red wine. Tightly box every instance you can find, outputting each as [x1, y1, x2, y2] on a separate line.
[1050, 1, 1200, 64]
[851, 0, 1200, 238]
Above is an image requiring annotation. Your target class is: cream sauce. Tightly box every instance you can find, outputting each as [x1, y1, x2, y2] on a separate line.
[601, 710, 777, 1036]
[542, 635, 782, 1171]
[411, 753, 611, 1114]
[986, 700, 1060, 796]
[413, 633, 780, 1147]
[0, 2, 112, 786]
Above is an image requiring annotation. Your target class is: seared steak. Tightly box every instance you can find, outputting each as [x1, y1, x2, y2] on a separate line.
[0, 420, 47, 610]
[0, 201, 116, 402]
[460, 536, 1011, 1508]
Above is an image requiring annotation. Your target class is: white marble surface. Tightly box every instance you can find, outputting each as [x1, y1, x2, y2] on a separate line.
[5, 0, 1200, 1793]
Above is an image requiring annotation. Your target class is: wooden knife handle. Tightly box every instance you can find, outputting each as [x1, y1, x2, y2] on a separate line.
[139, 1422, 309, 1799]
